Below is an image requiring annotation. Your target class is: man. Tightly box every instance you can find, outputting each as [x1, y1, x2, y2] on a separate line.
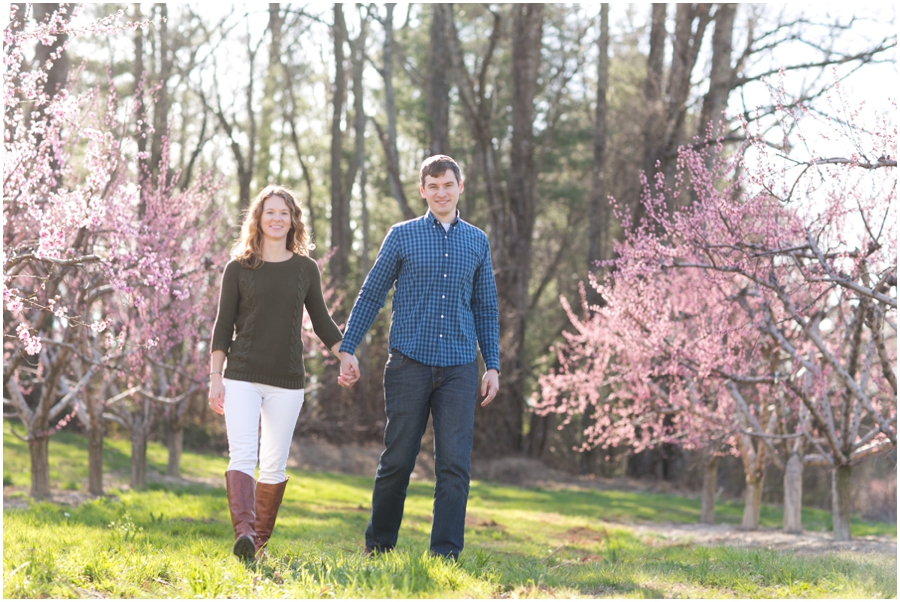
[339, 155, 500, 560]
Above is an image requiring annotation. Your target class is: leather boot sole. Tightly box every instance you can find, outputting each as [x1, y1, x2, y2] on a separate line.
[233, 534, 256, 560]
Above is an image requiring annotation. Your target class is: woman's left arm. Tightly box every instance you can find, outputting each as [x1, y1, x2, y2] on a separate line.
[304, 260, 358, 386]
[303, 259, 344, 353]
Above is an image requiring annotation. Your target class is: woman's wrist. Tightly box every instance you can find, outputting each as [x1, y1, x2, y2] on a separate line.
[209, 371, 224, 378]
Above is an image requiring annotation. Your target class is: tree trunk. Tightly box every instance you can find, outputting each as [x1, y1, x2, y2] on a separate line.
[25, 347, 71, 500]
[447, 6, 505, 224]
[636, 4, 713, 220]
[640, 2, 666, 173]
[351, 9, 369, 274]
[733, 407, 766, 530]
[29, 436, 51, 500]
[87, 426, 104, 496]
[462, 149, 479, 219]
[149, 3, 170, 183]
[661, 4, 712, 174]
[782, 451, 803, 533]
[378, 4, 415, 221]
[231, 26, 262, 214]
[632, 3, 667, 232]
[130, 417, 148, 490]
[698, 3, 736, 138]
[831, 464, 852, 541]
[579, 404, 597, 474]
[281, 59, 317, 247]
[428, 3, 452, 155]
[351, 15, 373, 418]
[132, 3, 149, 210]
[86, 397, 104, 496]
[586, 3, 610, 308]
[523, 412, 548, 458]
[166, 424, 183, 478]
[256, 4, 283, 185]
[741, 469, 763, 530]
[237, 164, 253, 213]
[33, 4, 70, 98]
[474, 4, 543, 456]
[330, 4, 350, 290]
[628, 447, 665, 479]
[31, 4, 69, 183]
[699, 451, 719, 524]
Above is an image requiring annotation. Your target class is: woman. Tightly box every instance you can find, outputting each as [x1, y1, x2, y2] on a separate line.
[208, 185, 356, 560]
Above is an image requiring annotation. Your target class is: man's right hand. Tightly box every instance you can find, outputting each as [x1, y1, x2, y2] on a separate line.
[338, 352, 360, 388]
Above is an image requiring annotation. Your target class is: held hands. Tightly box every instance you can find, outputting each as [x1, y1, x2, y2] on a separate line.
[480, 369, 500, 406]
[338, 351, 360, 388]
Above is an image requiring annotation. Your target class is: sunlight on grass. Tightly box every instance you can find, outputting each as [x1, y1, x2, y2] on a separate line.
[4, 421, 897, 598]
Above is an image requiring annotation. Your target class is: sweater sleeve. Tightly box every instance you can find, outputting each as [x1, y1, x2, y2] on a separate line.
[303, 258, 344, 351]
[211, 260, 240, 354]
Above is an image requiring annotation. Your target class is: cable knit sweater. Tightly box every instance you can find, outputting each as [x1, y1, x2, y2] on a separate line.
[211, 254, 343, 389]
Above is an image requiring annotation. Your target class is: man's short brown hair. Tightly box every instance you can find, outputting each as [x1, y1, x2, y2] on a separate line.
[419, 155, 462, 187]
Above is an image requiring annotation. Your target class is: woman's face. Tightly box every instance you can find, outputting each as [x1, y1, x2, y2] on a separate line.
[259, 194, 292, 242]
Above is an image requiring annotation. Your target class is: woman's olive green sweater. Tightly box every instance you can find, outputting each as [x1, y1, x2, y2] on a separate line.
[211, 254, 343, 389]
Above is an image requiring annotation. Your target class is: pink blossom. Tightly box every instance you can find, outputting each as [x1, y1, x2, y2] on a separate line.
[16, 324, 42, 355]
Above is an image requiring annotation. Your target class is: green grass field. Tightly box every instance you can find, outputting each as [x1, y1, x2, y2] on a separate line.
[3, 422, 896, 598]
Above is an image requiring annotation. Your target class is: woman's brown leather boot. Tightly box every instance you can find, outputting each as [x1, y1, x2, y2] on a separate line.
[225, 470, 257, 560]
[254, 478, 288, 559]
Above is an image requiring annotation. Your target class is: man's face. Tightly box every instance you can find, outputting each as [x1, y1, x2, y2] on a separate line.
[420, 170, 464, 224]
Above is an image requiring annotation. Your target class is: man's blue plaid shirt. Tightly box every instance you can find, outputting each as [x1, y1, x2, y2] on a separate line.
[340, 210, 500, 371]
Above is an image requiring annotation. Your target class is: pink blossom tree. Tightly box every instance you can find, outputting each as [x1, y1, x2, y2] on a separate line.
[3, 5, 221, 498]
[539, 94, 896, 540]
[96, 148, 222, 489]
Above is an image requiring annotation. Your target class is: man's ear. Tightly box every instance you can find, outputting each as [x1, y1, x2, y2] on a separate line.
[458, 179, 465, 194]
[419, 184, 426, 199]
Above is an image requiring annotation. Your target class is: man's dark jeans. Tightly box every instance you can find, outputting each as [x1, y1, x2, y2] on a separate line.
[364, 350, 479, 559]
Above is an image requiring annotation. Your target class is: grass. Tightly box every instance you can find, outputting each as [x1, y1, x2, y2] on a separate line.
[4, 421, 897, 598]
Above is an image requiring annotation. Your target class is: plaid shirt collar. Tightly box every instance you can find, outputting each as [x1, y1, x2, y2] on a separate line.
[424, 209, 460, 228]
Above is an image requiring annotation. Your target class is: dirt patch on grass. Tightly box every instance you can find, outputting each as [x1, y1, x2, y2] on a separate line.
[466, 515, 504, 529]
[622, 521, 896, 557]
[564, 526, 612, 545]
[2, 487, 108, 509]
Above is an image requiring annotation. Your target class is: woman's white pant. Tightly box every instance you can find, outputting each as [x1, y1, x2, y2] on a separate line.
[223, 378, 305, 484]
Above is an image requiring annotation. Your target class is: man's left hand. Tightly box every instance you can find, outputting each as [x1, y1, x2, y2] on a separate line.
[480, 369, 499, 406]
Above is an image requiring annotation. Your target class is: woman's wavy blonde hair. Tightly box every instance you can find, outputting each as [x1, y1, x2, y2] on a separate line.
[231, 185, 314, 268]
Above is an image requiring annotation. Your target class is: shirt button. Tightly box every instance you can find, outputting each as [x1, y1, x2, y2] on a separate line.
[442, 295, 445, 299]
[445, 253, 449, 257]
[441, 315, 444, 318]
[443, 274, 447, 277]
[439, 334, 443, 338]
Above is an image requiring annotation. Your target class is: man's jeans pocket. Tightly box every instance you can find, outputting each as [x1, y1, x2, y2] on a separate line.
[385, 348, 410, 370]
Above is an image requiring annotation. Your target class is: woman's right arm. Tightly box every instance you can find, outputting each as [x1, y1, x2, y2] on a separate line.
[208, 350, 226, 415]
[208, 262, 240, 416]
